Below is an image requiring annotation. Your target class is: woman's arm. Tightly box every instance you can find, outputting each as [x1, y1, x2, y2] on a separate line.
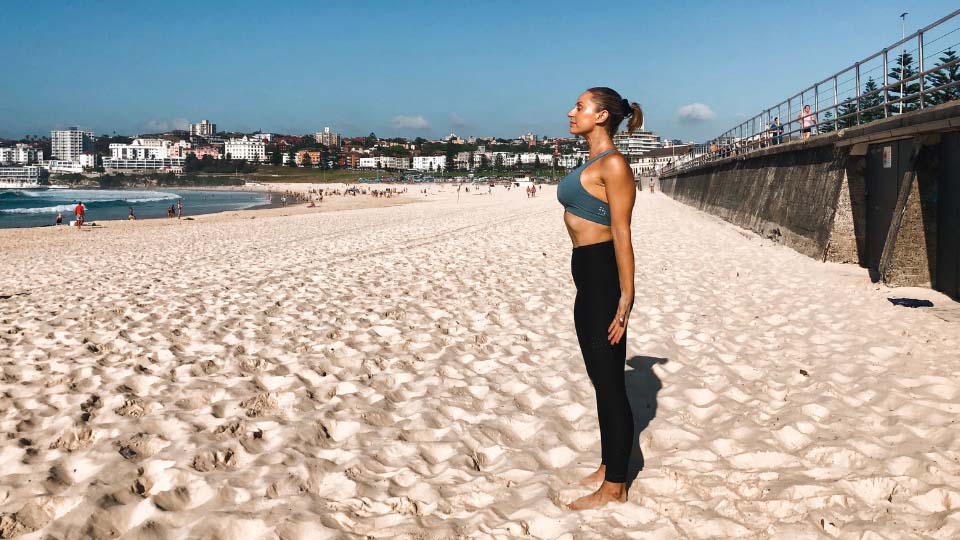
[603, 155, 637, 345]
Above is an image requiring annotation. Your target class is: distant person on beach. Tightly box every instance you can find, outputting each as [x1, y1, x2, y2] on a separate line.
[56, 212, 63, 226]
[799, 105, 817, 140]
[128, 207, 136, 220]
[177, 199, 183, 219]
[649, 178, 654, 193]
[74, 202, 85, 228]
[558, 87, 640, 510]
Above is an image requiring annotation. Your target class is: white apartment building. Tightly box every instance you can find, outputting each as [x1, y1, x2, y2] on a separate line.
[47, 160, 84, 174]
[315, 127, 340, 148]
[51, 127, 94, 161]
[412, 155, 446, 171]
[518, 152, 554, 165]
[224, 136, 266, 162]
[103, 157, 185, 173]
[359, 156, 409, 170]
[110, 138, 173, 160]
[79, 152, 97, 169]
[0, 144, 41, 165]
[558, 152, 589, 168]
[190, 119, 216, 137]
[614, 130, 663, 158]
[0, 165, 45, 188]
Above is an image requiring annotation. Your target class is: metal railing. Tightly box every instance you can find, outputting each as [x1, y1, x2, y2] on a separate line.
[662, 8, 960, 175]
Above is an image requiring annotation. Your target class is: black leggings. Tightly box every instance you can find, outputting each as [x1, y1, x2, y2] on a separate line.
[571, 241, 633, 483]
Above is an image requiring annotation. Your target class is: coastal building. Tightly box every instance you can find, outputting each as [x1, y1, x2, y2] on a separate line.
[187, 145, 222, 159]
[558, 152, 589, 168]
[0, 165, 46, 188]
[102, 157, 185, 173]
[412, 155, 446, 171]
[519, 132, 537, 145]
[295, 149, 324, 166]
[315, 127, 340, 148]
[190, 119, 216, 137]
[51, 127, 94, 161]
[109, 139, 173, 160]
[224, 136, 266, 162]
[455, 151, 472, 170]
[519, 152, 554, 165]
[340, 151, 361, 169]
[629, 146, 692, 175]
[613, 130, 663, 158]
[359, 156, 409, 170]
[0, 144, 41, 165]
[47, 160, 84, 174]
[78, 152, 97, 169]
[248, 132, 273, 142]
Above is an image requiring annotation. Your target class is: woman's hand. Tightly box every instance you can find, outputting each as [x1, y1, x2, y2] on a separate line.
[607, 294, 634, 345]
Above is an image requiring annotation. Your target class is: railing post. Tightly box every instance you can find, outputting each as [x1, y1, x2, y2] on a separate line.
[787, 97, 791, 138]
[814, 85, 819, 126]
[855, 62, 861, 125]
[882, 49, 889, 117]
[833, 75, 839, 126]
[918, 31, 925, 109]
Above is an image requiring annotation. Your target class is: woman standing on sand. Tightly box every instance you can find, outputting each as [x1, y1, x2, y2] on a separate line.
[557, 87, 640, 510]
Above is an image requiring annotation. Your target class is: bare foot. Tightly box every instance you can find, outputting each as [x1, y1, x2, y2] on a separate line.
[566, 481, 627, 511]
[577, 465, 605, 487]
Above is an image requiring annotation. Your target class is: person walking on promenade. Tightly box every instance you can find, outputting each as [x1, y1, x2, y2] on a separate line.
[557, 87, 640, 510]
[770, 116, 784, 145]
[799, 105, 817, 140]
[74, 201, 85, 228]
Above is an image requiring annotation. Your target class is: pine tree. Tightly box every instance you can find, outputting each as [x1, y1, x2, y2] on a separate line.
[287, 150, 297, 167]
[270, 149, 282, 166]
[926, 49, 960, 106]
[860, 77, 885, 123]
[444, 141, 455, 173]
[888, 51, 920, 112]
[302, 153, 312, 168]
[820, 111, 836, 133]
[836, 97, 859, 129]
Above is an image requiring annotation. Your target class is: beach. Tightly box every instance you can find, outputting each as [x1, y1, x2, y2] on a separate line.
[1, 184, 959, 540]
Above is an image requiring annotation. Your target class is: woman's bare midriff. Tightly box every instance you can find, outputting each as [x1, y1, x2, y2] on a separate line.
[564, 211, 613, 247]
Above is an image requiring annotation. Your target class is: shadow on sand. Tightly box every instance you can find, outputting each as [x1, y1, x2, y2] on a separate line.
[625, 355, 667, 487]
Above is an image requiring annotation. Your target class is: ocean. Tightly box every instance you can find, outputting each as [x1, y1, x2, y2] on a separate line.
[0, 188, 274, 229]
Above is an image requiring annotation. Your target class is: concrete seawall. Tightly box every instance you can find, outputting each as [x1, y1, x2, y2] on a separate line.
[659, 101, 960, 299]
[659, 145, 846, 260]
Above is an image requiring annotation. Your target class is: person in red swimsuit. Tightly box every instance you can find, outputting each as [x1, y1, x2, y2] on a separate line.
[74, 202, 85, 228]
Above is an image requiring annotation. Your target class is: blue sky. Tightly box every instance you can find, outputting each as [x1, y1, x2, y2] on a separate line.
[1, 0, 957, 142]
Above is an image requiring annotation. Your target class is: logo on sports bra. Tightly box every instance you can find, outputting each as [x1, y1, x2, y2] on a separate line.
[598, 207, 607, 215]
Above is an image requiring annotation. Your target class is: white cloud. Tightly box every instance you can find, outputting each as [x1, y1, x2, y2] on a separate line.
[449, 113, 468, 128]
[677, 103, 716, 124]
[391, 115, 430, 130]
[143, 117, 190, 132]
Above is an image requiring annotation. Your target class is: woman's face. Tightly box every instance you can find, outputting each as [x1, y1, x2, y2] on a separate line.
[568, 91, 606, 136]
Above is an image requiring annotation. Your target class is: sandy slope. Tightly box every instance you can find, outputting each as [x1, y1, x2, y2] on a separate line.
[0, 185, 958, 540]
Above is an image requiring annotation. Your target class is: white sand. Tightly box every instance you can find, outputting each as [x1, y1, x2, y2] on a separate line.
[1, 184, 959, 539]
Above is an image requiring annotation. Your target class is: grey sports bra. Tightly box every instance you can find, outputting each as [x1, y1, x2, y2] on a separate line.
[557, 149, 615, 226]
